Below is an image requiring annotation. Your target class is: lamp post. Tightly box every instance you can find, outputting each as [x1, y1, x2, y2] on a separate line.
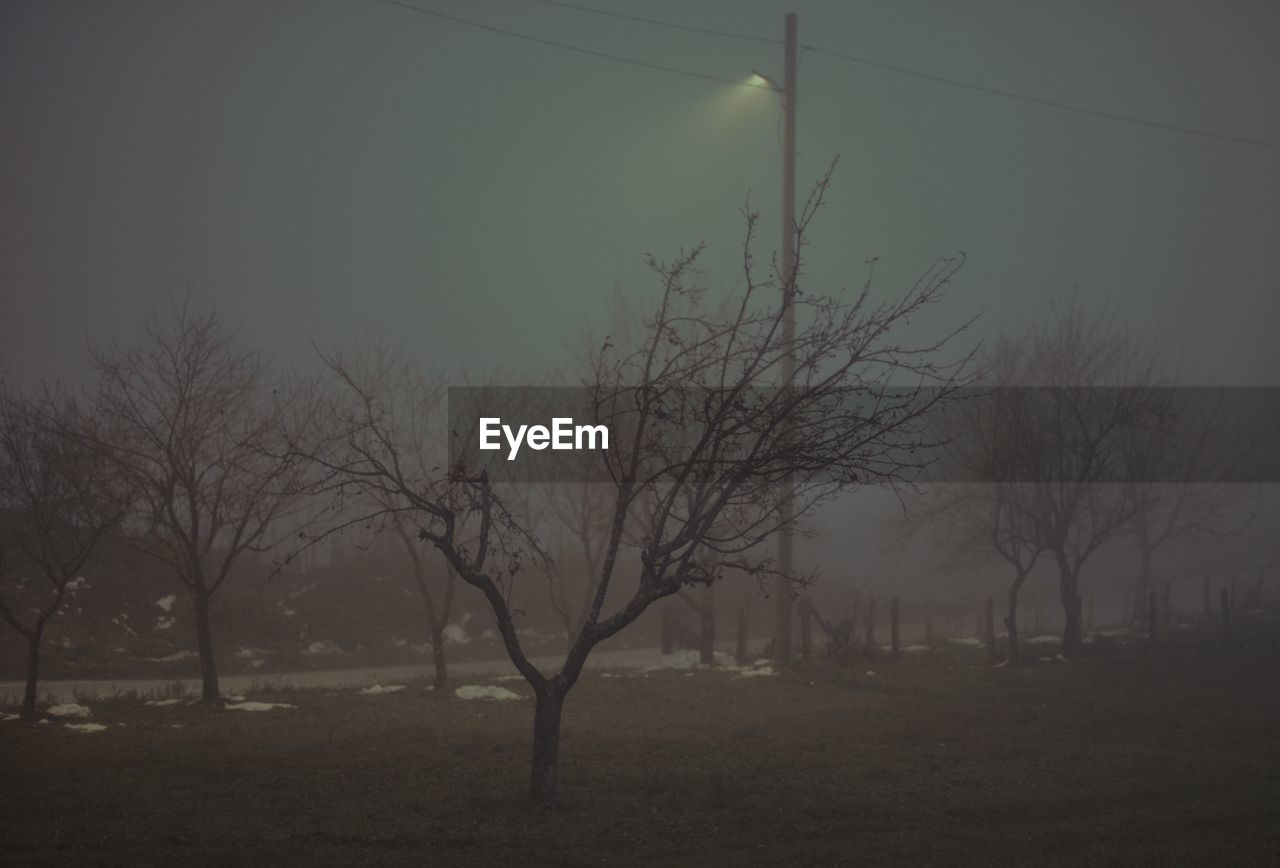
[754, 13, 798, 665]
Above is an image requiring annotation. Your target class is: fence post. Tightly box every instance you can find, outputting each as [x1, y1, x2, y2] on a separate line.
[890, 597, 900, 660]
[1148, 591, 1158, 648]
[800, 600, 812, 665]
[984, 595, 996, 660]
[1220, 588, 1231, 649]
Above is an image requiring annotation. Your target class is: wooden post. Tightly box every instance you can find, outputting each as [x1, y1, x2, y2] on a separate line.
[865, 597, 878, 659]
[735, 598, 749, 666]
[983, 595, 996, 659]
[799, 600, 812, 665]
[890, 597, 900, 659]
[1148, 590, 1158, 648]
[661, 605, 673, 655]
[1220, 588, 1231, 649]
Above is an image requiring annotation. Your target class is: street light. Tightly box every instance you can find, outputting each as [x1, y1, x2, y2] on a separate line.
[754, 14, 799, 666]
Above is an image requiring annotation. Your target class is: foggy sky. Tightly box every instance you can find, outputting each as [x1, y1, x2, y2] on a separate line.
[3, 0, 1279, 390]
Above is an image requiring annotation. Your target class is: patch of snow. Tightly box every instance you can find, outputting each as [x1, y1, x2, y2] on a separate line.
[490, 675, 524, 682]
[155, 617, 175, 631]
[737, 661, 776, 678]
[1, 712, 20, 722]
[224, 701, 295, 712]
[64, 723, 108, 733]
[443, 623, 470, 645]
[145, 698, 182, 707]
[235, 646, 271, 659]
[948, 637, 982, 647]
[864, 670, 877, 676]
[66, 576, 89, 591]
[304, 640, 342, 656]
[904, 644, 932, 653]
[455, 684, 522, 701]
[358, 684, 405, 695]
[1027, 635, 1059, 645]
[146, 650, 195, 663]
[1055, 654, 1070, 663]
[600, 673, 619, 678]
[281, 607, 297, 617]
[156, 595, 177, 612]
[221, 694, 246, 702]
[46, 703, 91, 718]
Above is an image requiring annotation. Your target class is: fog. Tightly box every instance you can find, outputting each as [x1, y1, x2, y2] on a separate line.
[3, 2, 1279, 864]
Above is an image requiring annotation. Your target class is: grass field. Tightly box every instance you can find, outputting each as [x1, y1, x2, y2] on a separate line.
[3, 622, 1280, 866]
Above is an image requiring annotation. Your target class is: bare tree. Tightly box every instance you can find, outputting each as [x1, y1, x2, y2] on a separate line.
[90, 297, 311, 704]
[290, 172, 973, 803]
[1120, 388, 1260, 620]
[0, 385, 126, 719]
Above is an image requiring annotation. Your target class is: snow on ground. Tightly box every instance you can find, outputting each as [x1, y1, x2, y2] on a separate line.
[304, 640, 342, 656]
[489, 675, 525, 682]
[2, 712, 20, 722]
[455, 684, 522, 701]
[736, 660, 776, 678]
[155, 617, 175, 630]
[144, 650, 195, 663]
[948, 637, 982, 647]
[46, 703, 91, 718]
[1027, 635, 1060, 644]
[144, 698, 182, 707]
[64, 723, 108, 733]
[224, 701, 295, 712]
[904, 644, 932, 653]
[358, 684, 406, 695]
[443, 623, 470, 645]
[156, 595, 176, 612]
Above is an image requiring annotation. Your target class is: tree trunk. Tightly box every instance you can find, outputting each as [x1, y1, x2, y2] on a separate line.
[699, 586, 716, 665]
[429, 620, 450, 689]
[529, 683, 567, 805]
[1005, 595, 1020, 666]
[1055, 551, 1083, 656]
[194, 590, 220, 705]
[21, 624, 44, 721]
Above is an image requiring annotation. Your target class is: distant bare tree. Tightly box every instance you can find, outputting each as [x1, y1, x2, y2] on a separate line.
[90, 297, 311, 704]
[289, 171, 974, 803]
[0, 385, 126, 719]
[1120, 388, 1260, 620]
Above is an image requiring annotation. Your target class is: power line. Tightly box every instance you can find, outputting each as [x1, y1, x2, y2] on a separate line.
[522, 0, 1280, 152]
[803, 44, 1280, 152]
[367, 0, 771, 90]
[530, 0, 780, 45]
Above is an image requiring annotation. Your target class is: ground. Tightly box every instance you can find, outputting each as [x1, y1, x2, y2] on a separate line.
[3, 621, 1279, 866]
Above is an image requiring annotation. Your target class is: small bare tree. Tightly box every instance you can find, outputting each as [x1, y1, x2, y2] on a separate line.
[0, 385, 126, 718]
[90, 297, 312, 704]
[290, 172, 973, 803]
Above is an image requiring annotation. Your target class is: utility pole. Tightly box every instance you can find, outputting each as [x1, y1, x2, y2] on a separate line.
[774, 11, 798, 665]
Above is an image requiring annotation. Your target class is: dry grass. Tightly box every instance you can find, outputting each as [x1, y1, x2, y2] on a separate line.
[3, 620, 1279, 866]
